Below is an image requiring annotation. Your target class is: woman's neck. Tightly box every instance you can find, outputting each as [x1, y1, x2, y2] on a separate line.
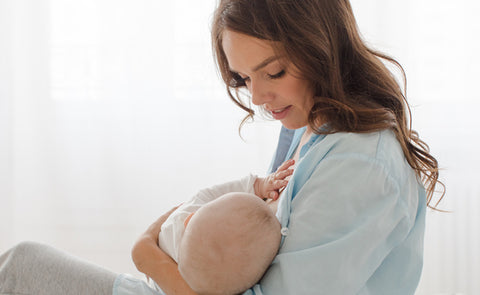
[290, 127, 312, 164]
[304, 126, 314, 137]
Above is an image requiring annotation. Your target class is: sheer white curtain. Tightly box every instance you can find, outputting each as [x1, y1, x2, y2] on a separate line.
[0, 0, 14, 252]
[1, 0, 479, 294]
[0, 0, 278, 276]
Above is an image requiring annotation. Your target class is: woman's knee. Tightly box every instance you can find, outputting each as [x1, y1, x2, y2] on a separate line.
[8, 240, 46, 256]
[0, 241, 46, 268]
[13, 240, 45, 251]
[0, 241, 41, 292]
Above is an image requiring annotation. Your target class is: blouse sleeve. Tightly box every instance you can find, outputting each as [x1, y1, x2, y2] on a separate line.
[245, 154, 419, 294]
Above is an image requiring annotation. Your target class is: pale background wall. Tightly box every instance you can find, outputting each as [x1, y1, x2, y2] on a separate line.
[0, 0, 478, 294]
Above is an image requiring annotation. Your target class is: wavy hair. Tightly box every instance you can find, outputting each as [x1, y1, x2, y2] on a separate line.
[212, 0, 444, 209]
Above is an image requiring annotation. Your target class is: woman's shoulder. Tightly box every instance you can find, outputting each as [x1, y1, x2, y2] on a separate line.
[292, 128, 416, 196]
[307, 129, 411, 183]
[320, 129, 404, 165]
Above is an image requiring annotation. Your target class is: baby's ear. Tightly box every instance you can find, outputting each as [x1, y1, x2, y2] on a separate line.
[184, 212, 195, 228]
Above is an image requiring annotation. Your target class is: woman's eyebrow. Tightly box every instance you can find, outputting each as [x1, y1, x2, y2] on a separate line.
[252, 56, 278, 72]
[230, 56, 279, 75]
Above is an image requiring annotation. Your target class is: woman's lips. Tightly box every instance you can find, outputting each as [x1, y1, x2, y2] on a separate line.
[270, 106, 291, 120]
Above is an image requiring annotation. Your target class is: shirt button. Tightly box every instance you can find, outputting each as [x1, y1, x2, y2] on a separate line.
[281, 227, 289, 236]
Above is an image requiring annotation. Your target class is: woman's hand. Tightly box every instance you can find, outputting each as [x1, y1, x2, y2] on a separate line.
[146, 205, 180, 244]
[131, 205, 197, 295]
[254, 159, 295, 201]
[131, 205, 178, 272]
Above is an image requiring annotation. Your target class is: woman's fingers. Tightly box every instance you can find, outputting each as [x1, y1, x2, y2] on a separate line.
[157, 204, 182, 224]
[165, 204, 181, 216]
[146, 204, 183, 238]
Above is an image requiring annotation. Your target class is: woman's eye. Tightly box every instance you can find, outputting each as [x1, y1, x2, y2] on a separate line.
[240, 75, 250, 83]
[268, 70, 286, 80]
[232, 72, 250, 86]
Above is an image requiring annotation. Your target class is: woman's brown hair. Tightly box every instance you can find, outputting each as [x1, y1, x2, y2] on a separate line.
[211, 0, 444, 209]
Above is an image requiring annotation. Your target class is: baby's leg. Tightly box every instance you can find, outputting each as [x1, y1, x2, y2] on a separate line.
[0, 241, 117, 295]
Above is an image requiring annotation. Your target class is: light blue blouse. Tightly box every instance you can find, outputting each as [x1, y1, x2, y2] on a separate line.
[248, 127, 426, 294]
[114, 127, 426, 295]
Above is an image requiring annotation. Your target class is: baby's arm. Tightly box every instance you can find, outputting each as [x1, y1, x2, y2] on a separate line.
[191, 175, 257, 204]
[254, 159, 295, 200]
[180, 159, 294, 207]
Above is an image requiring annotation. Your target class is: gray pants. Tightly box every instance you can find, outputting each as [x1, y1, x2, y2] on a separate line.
[0, 241, 117, 295]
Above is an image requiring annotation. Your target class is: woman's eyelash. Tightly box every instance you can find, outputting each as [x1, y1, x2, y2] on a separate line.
[239, 75, 250, 82]
[232, 69, 285, 86]
[231, 73, 249, 86]
[268, 70, 286, 79]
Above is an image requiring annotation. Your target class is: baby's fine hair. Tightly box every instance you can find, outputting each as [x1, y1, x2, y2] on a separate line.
[178, 192, 282, 295]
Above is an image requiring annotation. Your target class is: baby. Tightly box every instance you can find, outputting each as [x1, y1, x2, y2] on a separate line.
[178, 192, 281, 295]
[155, 161, 294, 294]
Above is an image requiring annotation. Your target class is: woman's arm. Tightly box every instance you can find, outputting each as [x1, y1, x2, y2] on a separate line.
[131, 206, 198, 295]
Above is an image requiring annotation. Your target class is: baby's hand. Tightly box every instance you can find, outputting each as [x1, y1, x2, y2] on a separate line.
[254, 159, 295, 201]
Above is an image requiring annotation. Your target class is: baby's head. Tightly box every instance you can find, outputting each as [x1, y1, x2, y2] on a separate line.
[178, 192, 281, 295]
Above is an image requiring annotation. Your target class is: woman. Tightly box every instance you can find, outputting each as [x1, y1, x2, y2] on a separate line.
[0, 0, 443, 294]
[132, 0, 443, 294]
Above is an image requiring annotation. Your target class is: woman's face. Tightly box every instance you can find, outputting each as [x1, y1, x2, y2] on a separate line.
[222, 30, 314, 130]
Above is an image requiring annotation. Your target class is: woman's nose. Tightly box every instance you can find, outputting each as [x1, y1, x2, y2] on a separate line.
[249, 80, 274, 106]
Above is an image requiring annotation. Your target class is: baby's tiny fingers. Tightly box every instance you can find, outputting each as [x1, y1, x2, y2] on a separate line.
[276, 159, 295, 171]
[276, 169, 294, 180]
[273, 179, 289, 189]
[268, 192, 278, 200]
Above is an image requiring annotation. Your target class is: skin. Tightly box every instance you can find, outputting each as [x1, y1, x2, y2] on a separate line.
[254, 159, 295, 201]
[221, 30, 315, 131]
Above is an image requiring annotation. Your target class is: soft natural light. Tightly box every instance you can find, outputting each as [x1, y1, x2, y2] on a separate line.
[0, 0, 479, 294]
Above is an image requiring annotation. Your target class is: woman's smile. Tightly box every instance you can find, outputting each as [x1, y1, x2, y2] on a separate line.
[268, 105, 292, 120]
